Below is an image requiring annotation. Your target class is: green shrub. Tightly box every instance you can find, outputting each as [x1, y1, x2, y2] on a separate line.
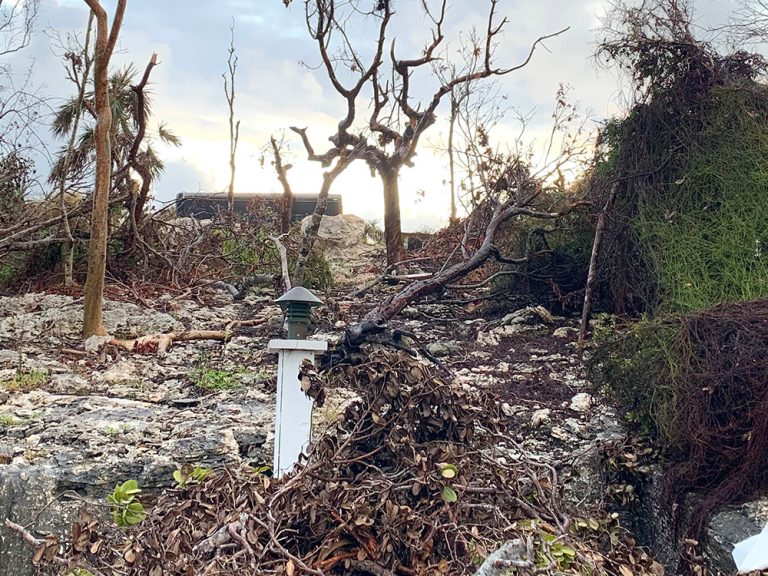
[587, 317, 679, 443]
[596, 82, 768, 314]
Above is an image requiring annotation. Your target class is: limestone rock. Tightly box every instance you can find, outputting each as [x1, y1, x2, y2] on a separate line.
[84, 335, 110, 353]
[530, 408, 551, 427]
[97, 361, 140, 385]
[426, 341, 458, 357]
[570, 393, 593, 413]
[300, 213, 366, 249]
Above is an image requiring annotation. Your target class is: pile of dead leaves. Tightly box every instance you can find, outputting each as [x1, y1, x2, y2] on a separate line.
[35, 349, 661, 575]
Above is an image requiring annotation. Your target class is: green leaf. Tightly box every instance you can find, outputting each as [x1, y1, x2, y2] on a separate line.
[173, 470, 185, 485]
[121, 480, 141, 495]
[442, 486, 458, 503]
[438, 463, 458, 479]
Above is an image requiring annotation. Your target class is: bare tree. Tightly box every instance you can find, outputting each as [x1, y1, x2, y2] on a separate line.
[730, 0, 768, 45]
[0, 0, 47, 250]
[223, 21, 239, 215]
[0, 0, 38, 57]
[347, 92, 590, 345]
[82, 0, 127, 338]
[270, 134, 294, 234]
[287, 0, 566, 269]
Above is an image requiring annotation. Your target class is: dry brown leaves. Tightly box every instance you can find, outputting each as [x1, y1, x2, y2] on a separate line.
[41, 349, 660, 576]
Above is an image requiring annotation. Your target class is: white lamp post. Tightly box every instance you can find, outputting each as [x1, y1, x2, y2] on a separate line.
[269, 287, 326, 478]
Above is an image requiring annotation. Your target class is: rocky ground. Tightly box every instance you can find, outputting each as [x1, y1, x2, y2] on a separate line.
[0, 216, 763, 575]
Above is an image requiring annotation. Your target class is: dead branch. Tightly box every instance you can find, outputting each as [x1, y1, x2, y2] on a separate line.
[292, 148, 361, 287]
[109, 330, 230, 354]
[224, 21, 240, 214]
[3, 519, 105, 576]
[346, 199, 572, 345]
[194, 512, 248, 555]
[0, 193, 128, 251]
[270, 135, 294, 234]
[270, 234, 292, 292]
[124, 52, 159, 242]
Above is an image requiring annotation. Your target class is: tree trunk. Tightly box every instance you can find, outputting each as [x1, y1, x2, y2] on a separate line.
[292, 156, 350, 287]
[60, 12, 95, 287]
[270, 136, 293, 234]
[224, 25, 239, 215]
[292, 174, 332, 288]
[448, 98, 458, 224]
[82, 0, 126, 338]
[382, 167, 406, 267]
[578, 180, 619, 343]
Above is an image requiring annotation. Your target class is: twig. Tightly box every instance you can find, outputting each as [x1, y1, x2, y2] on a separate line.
[3, 519, 106, 576]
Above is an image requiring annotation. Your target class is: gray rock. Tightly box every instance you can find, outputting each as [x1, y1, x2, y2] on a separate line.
[0, 294, 184, 342]
[530, 408, 551, 427]
[300, 213, 366, 249]
[476, 330, 501, 347]
[704, 499, 768, 575]
[553, 326, 575, 338]
[84, 335, 110, 353]
[96, 361, 140, 385]
[501, 306, 555, 327]
[425, 342, 452, 357]
[475, 539, 529, 576]
[570, 393, 593, 413]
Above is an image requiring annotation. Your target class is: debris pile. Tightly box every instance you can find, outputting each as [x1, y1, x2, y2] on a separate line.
[38, 349, 660, 576]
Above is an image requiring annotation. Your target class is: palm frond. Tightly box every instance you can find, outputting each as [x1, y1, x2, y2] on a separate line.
[157, 123, 181, 147]
[51, 96, 87, 139]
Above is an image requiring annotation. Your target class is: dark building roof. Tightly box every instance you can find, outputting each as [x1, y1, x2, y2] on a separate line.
[175, 192, 343, 221]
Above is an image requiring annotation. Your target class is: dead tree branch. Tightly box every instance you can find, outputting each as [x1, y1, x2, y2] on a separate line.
[346, 198, 574, 345]
[224, 21, 240, 214]
[270, 135, 294, 234]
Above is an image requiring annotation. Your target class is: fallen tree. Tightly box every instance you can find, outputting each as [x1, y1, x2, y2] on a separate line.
[343, 93, 589, 346]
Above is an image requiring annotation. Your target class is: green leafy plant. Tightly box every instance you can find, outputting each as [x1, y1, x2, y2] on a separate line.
[107, 480, 146, 527]
[173, 464, 211, 487]
[191, 353, 242, 391]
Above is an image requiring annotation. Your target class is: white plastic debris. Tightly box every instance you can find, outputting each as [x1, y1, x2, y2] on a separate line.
[733, 523, 768, 573]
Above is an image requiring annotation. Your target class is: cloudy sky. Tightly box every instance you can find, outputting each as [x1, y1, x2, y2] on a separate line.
[8, 0, 739, 230]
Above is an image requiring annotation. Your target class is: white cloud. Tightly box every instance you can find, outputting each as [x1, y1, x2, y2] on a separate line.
[2, 0, 749, 229]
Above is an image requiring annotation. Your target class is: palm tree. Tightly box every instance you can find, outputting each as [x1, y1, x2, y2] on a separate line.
[50, 64, 180, 229]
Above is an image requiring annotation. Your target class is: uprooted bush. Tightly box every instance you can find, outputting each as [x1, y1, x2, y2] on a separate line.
[28, 349, 658, 575]
[591, 1, 768, 315]
[589, 299, 768, 537]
